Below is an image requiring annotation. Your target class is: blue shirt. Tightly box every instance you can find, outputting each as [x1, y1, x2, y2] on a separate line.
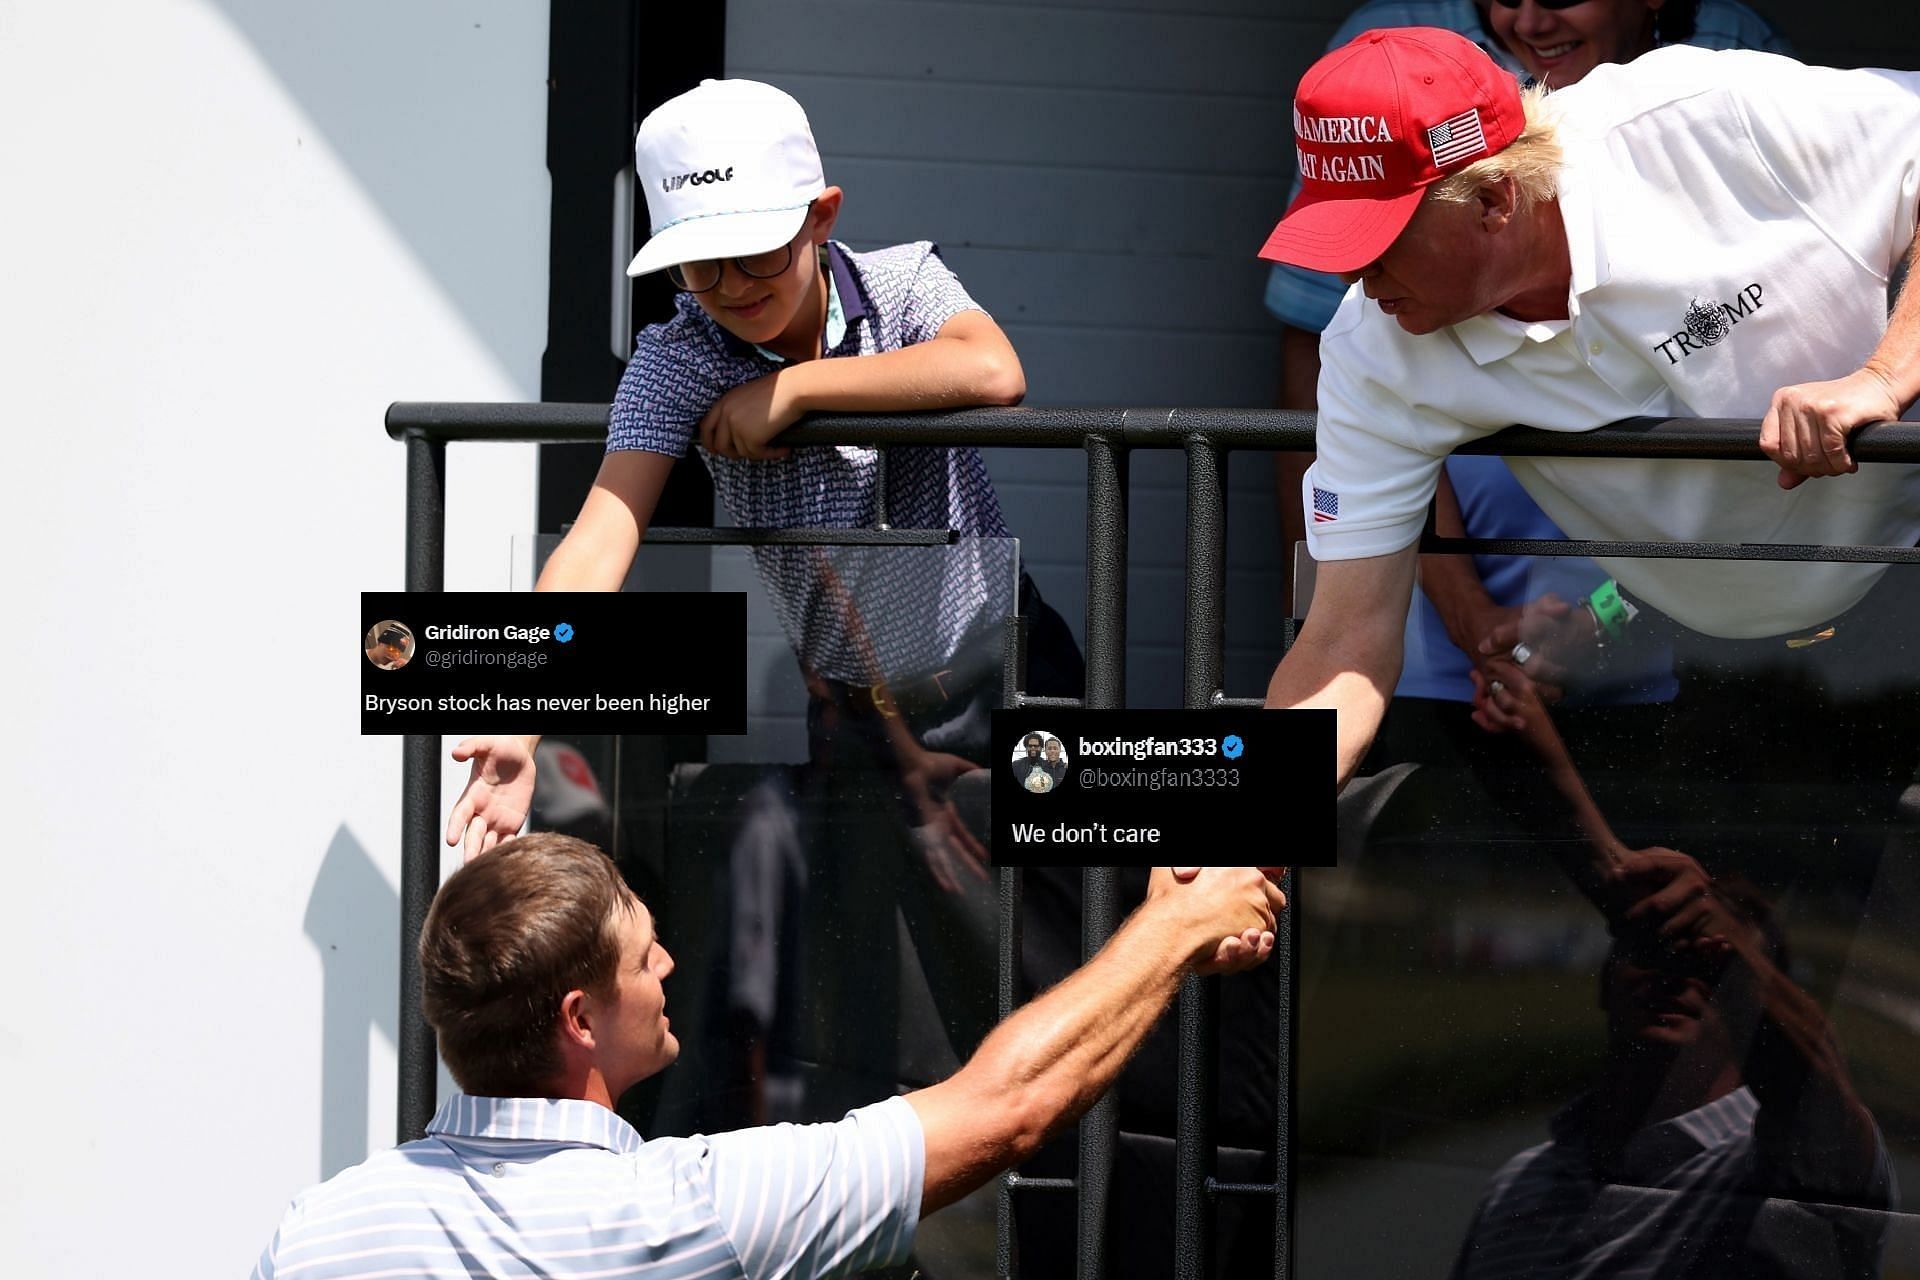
[608, 241, 1018, 682]
[1397, 457, 1678, 704]
[253, 1093, 925, 1280]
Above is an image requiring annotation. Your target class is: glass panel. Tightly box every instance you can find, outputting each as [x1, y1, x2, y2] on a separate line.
[1301, 554, 1920, 1279]
[517, 534, 1026, 1276]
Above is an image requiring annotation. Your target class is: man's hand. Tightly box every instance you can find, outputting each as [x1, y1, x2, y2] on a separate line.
[446, 735, 537, 861]
[1759, 367, 1899, 490]
[1605, 847, 1740, 955]
[699, 371, 802, 461]
[1157, 866, 1289, 975]
[900, 749, 990, 894]
[1468, 655, 1556, 735]
[1473, 593, 1590, 705]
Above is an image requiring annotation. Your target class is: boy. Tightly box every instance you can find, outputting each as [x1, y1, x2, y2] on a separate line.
[448, 79, 1082, 860]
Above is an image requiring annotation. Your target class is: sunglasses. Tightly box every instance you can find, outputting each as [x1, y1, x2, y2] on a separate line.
[667, 241, 796, 293]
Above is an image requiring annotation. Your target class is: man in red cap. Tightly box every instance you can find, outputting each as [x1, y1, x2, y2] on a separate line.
[1258, 28, 1920, 792]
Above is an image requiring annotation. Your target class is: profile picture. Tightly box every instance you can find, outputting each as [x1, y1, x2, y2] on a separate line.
[1010, 730, 1069, 794]
[364, 620, 416, 671]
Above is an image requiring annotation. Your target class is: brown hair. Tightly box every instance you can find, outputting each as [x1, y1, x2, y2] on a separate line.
[419, 832, 633, 1096]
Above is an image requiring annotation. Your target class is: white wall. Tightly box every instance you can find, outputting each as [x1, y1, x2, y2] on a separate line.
[0, 1, 546, 1272]
[726, 0, 1347, 705]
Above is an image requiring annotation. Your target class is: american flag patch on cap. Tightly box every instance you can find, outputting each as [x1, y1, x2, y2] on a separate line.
[1427, 108, 1487, 167]
[1312, 486, 1339, 523]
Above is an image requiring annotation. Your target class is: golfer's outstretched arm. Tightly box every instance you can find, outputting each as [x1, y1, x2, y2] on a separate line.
[906, 866, 1287, 1214]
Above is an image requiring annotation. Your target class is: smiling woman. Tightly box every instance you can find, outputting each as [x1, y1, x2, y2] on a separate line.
[1485, 0, 1680, 86]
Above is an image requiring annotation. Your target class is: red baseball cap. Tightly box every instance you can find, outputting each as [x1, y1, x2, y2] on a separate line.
[1258, 28, 1525, 274]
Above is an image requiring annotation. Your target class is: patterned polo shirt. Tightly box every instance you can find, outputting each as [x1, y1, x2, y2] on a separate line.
[607, 241, 1018, 681]
[252, 1093, 925, 1280]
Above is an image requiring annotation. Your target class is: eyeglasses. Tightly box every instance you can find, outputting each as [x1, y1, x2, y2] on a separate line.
[668, 241, 795, 293]
[1487, 0, 1596, 9]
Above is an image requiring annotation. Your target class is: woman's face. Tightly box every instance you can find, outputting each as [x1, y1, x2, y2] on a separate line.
[1486, 0, 1661, 86]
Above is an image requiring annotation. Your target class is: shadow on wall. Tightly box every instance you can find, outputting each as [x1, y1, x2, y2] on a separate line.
[204, 0, 548, 376]
[304, 825, 398, 1180]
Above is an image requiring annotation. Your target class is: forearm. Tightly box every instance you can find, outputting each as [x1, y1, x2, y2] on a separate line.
[535, 450, 673, 590]
[1864, 232, 1920, 409]
[1264, 624, 1396, 787]
[907, 907, 1192, 1200]
[1421, 554, 1502, 655]
[974, 909, 1187, 1123]
[779, 334, 1024, 415]
[1418, 471, 1501, 654]
[1739, 945, 1882, 1195]
[535, 530, 633, 591]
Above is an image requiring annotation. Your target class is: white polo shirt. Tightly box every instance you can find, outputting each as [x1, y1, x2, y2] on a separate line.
[1306, 47, 1920, 638]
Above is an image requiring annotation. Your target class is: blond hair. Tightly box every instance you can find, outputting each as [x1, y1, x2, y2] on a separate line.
[1429, 86, 1562, 212]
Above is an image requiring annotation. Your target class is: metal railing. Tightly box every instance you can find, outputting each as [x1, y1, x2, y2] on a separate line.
[385, 401, 1920, 1280]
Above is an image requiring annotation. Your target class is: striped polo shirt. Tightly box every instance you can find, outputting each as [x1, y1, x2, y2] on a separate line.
[607, 240, 1018, 682]
[252, 1093, 924, 1279]
[1452, 1087, 1892, 1279]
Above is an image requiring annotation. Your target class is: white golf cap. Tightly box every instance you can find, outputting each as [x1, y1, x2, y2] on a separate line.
[626, 79, 826, 278]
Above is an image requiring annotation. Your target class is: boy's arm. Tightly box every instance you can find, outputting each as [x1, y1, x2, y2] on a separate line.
[447, 450, 676, 860]
[535, 450, 676, 590]
[701, 310, 1025, 460]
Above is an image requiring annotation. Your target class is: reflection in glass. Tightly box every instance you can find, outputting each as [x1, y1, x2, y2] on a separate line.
[1303, 555, 1920, 1279]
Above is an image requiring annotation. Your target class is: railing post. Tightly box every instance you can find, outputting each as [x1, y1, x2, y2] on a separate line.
[399, 431, 444, 1142]
[1182, 435, 1227, 708]
[997, 864, 1025, 1279]
[1083, 434, 1129, 707]
[1174, 434, 1226, 1277]
[1078, 866, 1120, 1280]
[1274, 869, 1296, 1280]
[1077, 432, 1130, 1278]
[1175, 975, 1218, 1280]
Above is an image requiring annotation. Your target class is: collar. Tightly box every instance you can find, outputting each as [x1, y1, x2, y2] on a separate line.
[1451, 163, 1608, 366]
[752, 241, 865, 363]
[426, 1094, 646, 1155]
[1549, 1087, 1758, 1180]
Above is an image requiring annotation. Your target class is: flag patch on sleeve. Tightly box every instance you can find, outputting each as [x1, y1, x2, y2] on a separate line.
[1312, 486, 1339, 523]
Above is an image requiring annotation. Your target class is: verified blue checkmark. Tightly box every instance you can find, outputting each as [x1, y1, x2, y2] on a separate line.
[1221, 735, 1244, 759]
[554, 622, 575, 643]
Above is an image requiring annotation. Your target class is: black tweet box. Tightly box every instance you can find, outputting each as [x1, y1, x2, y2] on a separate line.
[360, 592, 746, 735]
[990, 709, 1335, 866]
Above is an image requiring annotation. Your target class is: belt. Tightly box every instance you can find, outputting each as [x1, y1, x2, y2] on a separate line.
[844, 666, 966, 719]
[834, 621, 1009, 720]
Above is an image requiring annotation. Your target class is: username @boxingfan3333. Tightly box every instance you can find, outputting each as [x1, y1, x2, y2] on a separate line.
[360, 592, 745, 734]
[989, 709, 1334, 866]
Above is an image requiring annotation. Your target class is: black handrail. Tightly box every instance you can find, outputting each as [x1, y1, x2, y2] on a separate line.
[388, 400, 1920, 1280]
[386, 401, 1920, 461]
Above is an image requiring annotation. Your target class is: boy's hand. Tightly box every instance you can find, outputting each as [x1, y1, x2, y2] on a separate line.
[700, 371, 802, 461]
[446, 735, 538, 861]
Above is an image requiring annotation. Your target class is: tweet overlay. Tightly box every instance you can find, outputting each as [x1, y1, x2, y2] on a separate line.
[990, 709, 1335, 865]
[361, 592, 746, 734]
